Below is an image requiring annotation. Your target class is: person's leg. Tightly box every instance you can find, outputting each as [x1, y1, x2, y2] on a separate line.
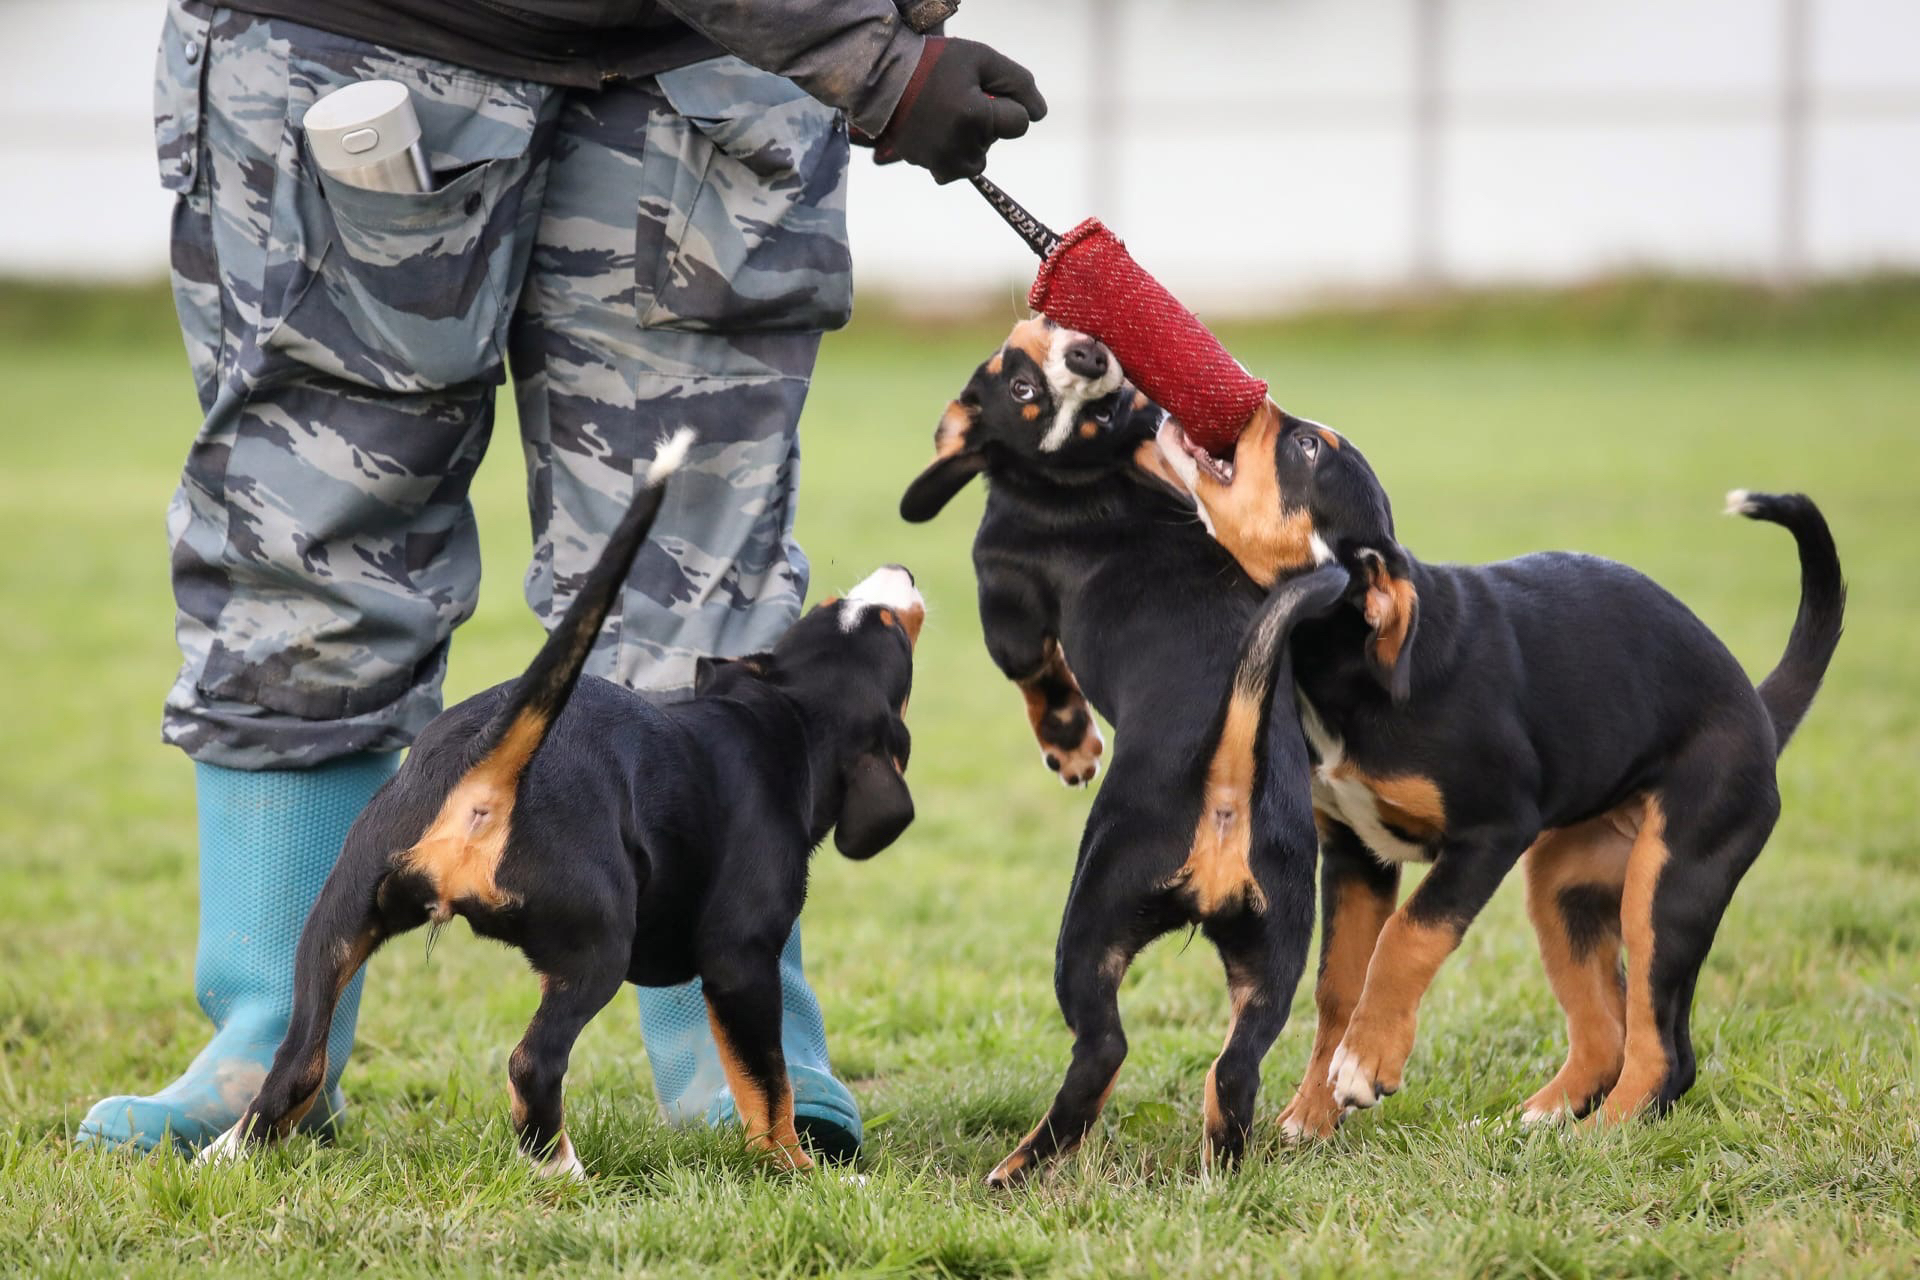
[80, 2, 555, 1152]
[510, 60, 859, 1155]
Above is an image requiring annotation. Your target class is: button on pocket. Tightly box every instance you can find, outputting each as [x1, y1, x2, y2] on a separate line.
[153, 0, 211, 193]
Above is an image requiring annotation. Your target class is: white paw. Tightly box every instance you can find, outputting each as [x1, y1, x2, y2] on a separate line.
[530, 1132, 586, 1181]
[1278, 1112, 1311, 1144]
[1044, 719, 1104, 788]
[1327, 1044, 1379, 1111]
[1519, 1104, 1569, 1128]
[197, 1122, 247, 1166]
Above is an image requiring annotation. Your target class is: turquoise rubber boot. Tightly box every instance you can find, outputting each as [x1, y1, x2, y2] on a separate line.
[76, 753, 398, 1153]
[636, 926, 862, 1160]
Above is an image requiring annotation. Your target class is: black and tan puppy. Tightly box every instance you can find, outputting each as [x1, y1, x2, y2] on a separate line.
[202, 430, 924, 1175]
[1159, 405, 1844, 1132]
[902, 318, 1346, 1184]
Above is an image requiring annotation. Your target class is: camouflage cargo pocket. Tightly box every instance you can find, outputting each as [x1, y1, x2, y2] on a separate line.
[258, 50, 553, 392]
[637, 56, 853, 334]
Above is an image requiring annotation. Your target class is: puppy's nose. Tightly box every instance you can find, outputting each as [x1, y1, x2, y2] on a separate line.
[1064, 341, 1108, 381]
[885, 563, 914, 586]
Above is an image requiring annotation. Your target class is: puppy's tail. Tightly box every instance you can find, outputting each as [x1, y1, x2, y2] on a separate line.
[468, 429, 693, 771]
[1725, 489, 1845, 754]
[1231, 563, 1355, 715]
[1199, 564, 1353, 814]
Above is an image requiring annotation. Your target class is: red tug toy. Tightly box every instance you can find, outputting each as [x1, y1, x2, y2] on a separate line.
[971, 176, 1266, 457]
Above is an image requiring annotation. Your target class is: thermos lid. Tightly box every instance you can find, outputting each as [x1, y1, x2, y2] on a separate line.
[303, 80, 421, 174]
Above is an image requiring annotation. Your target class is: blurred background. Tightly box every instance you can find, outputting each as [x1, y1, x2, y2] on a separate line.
[7, 0, 1920, 306]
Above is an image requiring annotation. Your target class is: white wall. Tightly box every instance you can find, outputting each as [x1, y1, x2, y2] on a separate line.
[0, 2, 176, 277]
[4, 0, 1917, 309]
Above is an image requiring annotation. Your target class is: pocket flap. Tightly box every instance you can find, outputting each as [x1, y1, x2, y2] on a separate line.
[655, 56, 839, 178]
[154, 0, 212, 193]
[408, 73, 547, 171]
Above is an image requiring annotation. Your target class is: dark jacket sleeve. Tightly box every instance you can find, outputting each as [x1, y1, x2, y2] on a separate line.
[655, 0, 926, 135]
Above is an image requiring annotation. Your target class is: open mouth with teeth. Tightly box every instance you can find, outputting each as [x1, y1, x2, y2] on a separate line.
[1164, 420, 1234, 485]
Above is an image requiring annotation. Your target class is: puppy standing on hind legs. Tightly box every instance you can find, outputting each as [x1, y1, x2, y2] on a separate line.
[901, 319, 1347, 1186]
[204, 430, 928, 1174]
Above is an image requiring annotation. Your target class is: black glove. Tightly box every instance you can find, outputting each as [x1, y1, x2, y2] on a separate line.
[872, 37, 1047, 184]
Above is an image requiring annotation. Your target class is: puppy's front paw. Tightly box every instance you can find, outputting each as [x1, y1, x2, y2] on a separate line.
[1519, 1052, 1621, 1125]
[1276, 1078, 1348, 1142]
[1038, 706, 1104, 787]
[1327, 1021, 1412, 1112]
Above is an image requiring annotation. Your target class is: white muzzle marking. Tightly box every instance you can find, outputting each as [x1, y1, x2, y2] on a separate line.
[1038, 328, 1123, 452]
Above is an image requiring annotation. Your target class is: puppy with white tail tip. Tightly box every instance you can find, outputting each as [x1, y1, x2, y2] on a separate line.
[201, 431, 926, 1177]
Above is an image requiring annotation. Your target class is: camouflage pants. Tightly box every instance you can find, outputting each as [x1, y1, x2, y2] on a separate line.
[156, 1, 852, 769]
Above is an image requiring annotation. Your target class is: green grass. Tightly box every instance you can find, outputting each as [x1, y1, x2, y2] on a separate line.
[2, 290, 1918, 1277]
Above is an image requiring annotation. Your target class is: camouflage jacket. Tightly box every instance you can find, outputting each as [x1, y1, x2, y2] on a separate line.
[220, 0, 925, 133]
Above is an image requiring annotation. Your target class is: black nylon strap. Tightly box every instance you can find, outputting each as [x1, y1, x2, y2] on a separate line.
[969, 174, 1060, 260]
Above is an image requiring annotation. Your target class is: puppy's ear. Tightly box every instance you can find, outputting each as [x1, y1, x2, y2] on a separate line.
[692, 652, 771, 695]
[1356, 546, 1419, 703]
[834, 752, 914, 859]
[900, 401, 986, 523]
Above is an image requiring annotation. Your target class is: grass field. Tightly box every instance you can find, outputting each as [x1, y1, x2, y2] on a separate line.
[1, 285, 1917, 1276]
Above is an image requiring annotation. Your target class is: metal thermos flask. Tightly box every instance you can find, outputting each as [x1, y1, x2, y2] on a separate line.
[302, 80, 434, 193]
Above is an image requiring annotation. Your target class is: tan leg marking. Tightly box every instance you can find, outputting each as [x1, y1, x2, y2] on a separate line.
[1201, 977, 1257, 1169]
[1327, 912, 1461, 1109]
[1280, 864, 1397, 1141]
[1166, 689, 1267, 917]
[705, 1000, 812, 1171]
[507, 1066, 530, 1132]
[1016, 638, 1103, 786]
[276, 1088, 323, 1138]
[402, 707, 548, 914]
[1519, 807, 1639, 1122]
[332, 928, 378, 1001]
[1593, 797, 1671, 1125]
[988, 1069, 1120, 1185]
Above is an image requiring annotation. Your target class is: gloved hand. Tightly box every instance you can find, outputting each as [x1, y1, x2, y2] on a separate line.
[871, 37, 1046, 183]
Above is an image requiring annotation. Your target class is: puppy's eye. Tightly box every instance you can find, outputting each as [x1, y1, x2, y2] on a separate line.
[1297, 434, 1320, 460]
[1089, 405, 1112, 425]
[1011, 379, 1038, 403]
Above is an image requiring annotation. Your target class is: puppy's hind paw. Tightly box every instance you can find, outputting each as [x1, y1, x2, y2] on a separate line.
[985, 1147, 1036, 1189]
[197, 1121, 248, 1166]
[529, 1132, 587, 1181]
